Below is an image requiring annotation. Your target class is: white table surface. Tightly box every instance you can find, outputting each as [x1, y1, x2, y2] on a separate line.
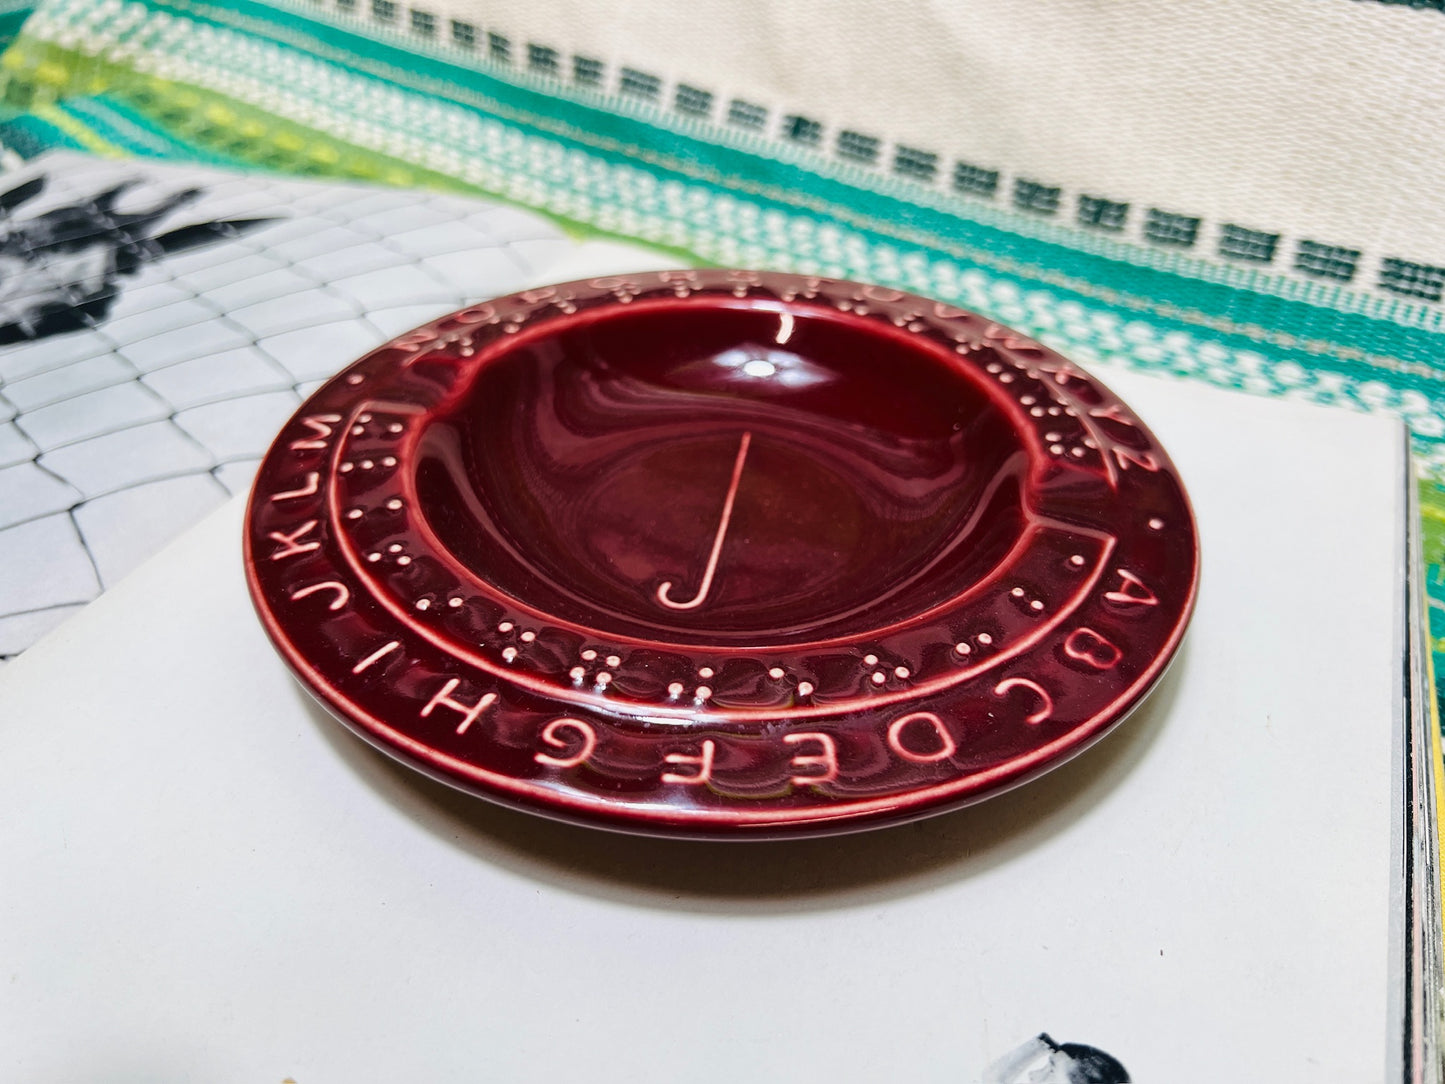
[0, 355, 1406, 1082]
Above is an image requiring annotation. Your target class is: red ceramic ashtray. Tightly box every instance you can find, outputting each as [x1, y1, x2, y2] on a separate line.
[245, 270, 1198, 839]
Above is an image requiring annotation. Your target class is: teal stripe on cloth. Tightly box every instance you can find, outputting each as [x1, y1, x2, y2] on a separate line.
[57, 97, 233, 164]
[0, 108, 88, 155]
[0, 4, 31, 51]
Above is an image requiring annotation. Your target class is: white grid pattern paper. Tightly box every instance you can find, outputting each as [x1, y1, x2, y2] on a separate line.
[0, 151, 583, 664]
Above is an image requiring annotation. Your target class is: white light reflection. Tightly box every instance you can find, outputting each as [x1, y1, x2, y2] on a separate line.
[714, 346, 831, 389]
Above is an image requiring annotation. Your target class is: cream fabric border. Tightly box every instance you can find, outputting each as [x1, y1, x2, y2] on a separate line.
[367, 0, 1445, 266]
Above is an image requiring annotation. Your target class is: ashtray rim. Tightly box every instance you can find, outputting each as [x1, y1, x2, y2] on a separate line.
[243, 268, 1199, 839]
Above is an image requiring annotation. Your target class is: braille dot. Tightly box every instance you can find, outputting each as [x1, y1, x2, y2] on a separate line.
[699, 666, 715, 679]
[668, 682, 684, 697]
[1021, 395, 1035, 405]
[1011, 587, 1025, 597]
[387, 422, 403, 434]
[1083, 438, 1097, 449]
[386, 498, 403, 510]
[498, 621, 514, 633]
[521, 630, 536, 642]
[768, 667, 785, 680]
[954, 642, 971, 656]
[999, 373, 1014, 383]
[359, 413, 372, 423]
[415, 598, 430, 610]
[1030, 600, 1044, 611]
[863, 653, 878, 666]
[1045, 432, 1061, 442]
[606, 654, 621, 667]
[1048, 406, 1062, 416]
[448, 597, 463, 608]
[798, 682, 815, 696]
[1071, 447, 1086, 458]
[340, 462, 354, 473]
[346, 508, 362, 519]
[366, 552, 381, 562]
[1149, 517, 1164, 530]
[895, 666, 910, 679]
[986, 363, 1002, 374]
[360, 459, 374, 470]
[351, 425, 365, 435]
[696, 686, 712, 700]
[978, 632, 993, 645]
[502, 646, 517, 662]
[872, 671, 886, 685]
[382, 456, 397, 467]
[388, 543, 402, 553]
[596, 672, 612, 687]
[570, 666, 585, 682]
[346, 373, 364, 385]
[1050, 444, 1064, 455]
[1069, 554, 1085, 566]
[581, 649, 597, 661]
[1030, 407, 1044, 417]
[396, 556, 411, 566]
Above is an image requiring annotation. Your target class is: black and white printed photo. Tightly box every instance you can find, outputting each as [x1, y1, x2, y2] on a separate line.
[983, 1033, 1130, 1084]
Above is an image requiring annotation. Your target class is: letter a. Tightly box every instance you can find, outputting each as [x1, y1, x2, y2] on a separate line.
[1104, 569, 1158, 607]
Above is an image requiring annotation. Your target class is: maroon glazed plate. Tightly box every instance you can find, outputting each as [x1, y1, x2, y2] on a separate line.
[244, 270, 1198, 839]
